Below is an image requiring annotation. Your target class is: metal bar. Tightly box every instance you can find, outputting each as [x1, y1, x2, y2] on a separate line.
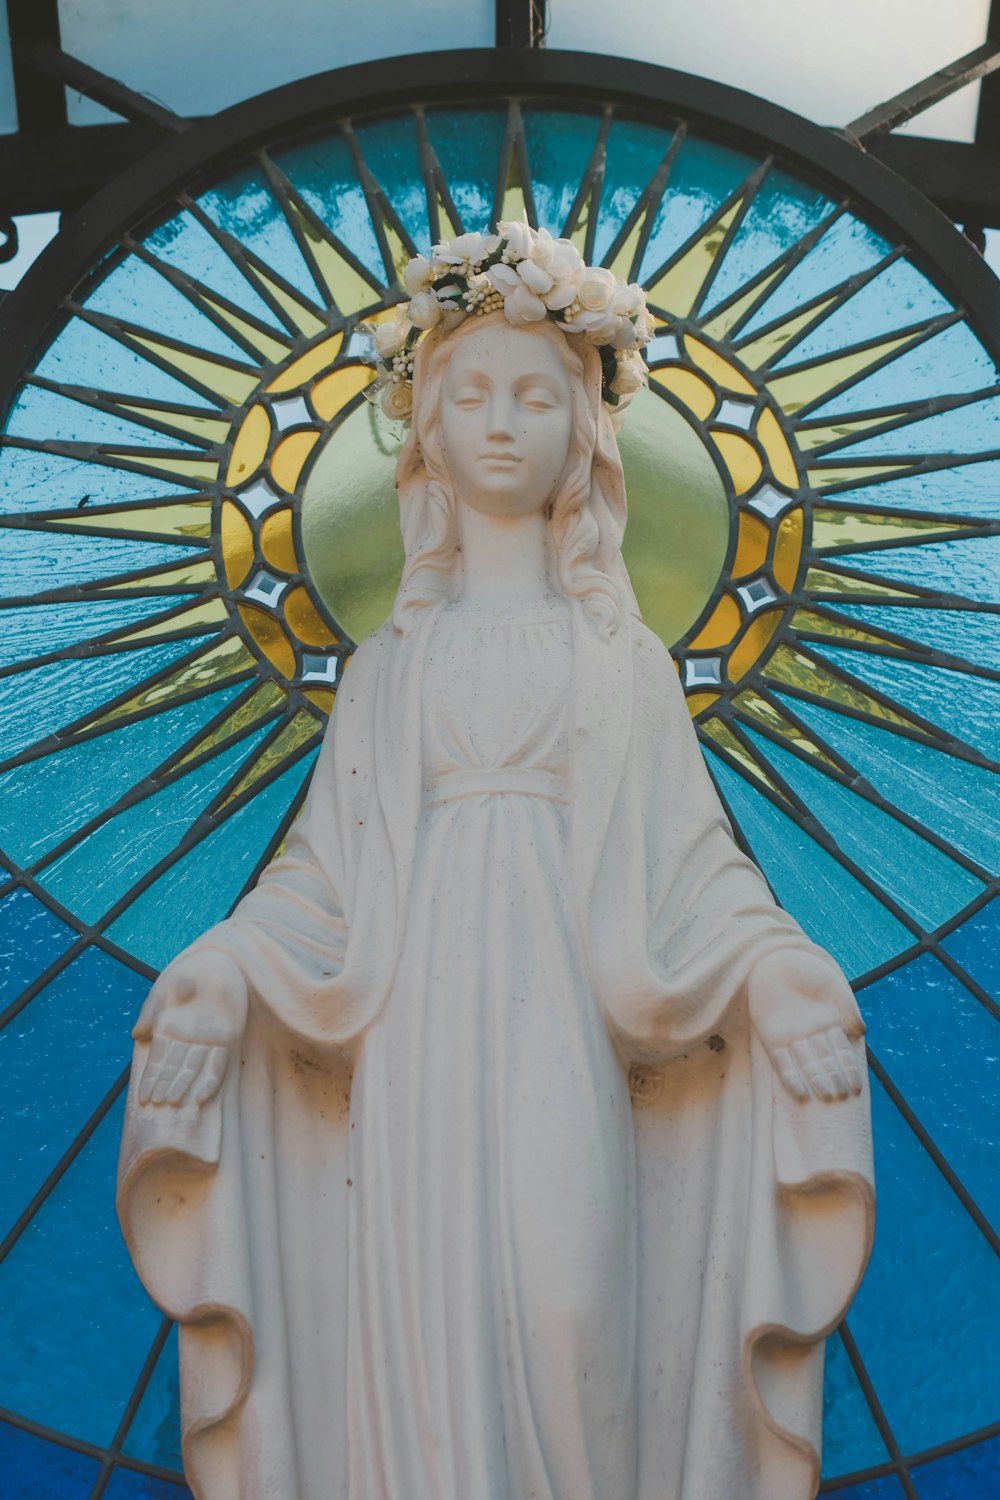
[495, 0, 545, 48]
[6, 0, 65, 133]
[14, 44, 188, 136]
[844, 41, 1000, 143]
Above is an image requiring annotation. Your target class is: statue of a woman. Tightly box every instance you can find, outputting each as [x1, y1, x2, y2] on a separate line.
[118, 225, 874, 1500]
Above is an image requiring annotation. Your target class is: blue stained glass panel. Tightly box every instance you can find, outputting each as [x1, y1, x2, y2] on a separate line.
[107, 749, 316, 968]
[822, 1330, 889, 1479]
[0, 684, 246, 867]
[834, 604, 1000, 677]
[274, 133, 385, 282]
[523, 107, 603, 240]
[196, 167, 320, 303]
[0, 639, 202, 760]
[354, 118, 433, 253]
[424, 108, 507, 235]
[816, 458, 1000, 521]
[33, 316, 216, 408]
[5, 385, 202, 454]
[84, 257, 252, 361]
[706, 753, 912, 976]
[787, 698, 1000, 875]
[0, 1420, 99, 1500]
[808, 323, 998, 417]
[0, 595, 196, 670]
[847, 1076, 1000, 1452]
[910, 1432, 1000, 1498]
[0, 527, 200, 598]
[638, 133, 755, 284]
[741, 728, 984, 930]
[941, 899, 1000, 996]
[823, 1477, 907, 1499]
[40, 723, 274, 925]
[773, 259, 951, 370]
[144, 211, 284, 331]
[0, 946, 146, 1236]
[0, 1098, 161, 1443]
[859, 953, 1000, 1230]
[830, 537, 1000, 608]
[809, 645, 1000, 761]
[0, 445, 191, 515]
[701, 165, 834, 314]
[590, 117, 672, 267]
[122, 1324, 182, 1471]
[0, 889, 76, 1008]
[740, 213, 893, 337]
[103, 1468, 191, 1498]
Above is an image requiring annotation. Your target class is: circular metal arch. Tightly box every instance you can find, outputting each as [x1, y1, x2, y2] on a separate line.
[3, 46, 1000, 409]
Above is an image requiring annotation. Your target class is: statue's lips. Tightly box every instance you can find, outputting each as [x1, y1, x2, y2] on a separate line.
[480, 452, 521, 465]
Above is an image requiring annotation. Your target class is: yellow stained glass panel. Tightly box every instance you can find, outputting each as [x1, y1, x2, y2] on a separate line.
[54, 500, 213, 541]
[712, 431, 762, 495]
[260, 509, 298, 575]
[284, 585, 337, 647]
[270, 430, 321, 493]
[773, 509, 804, 592]
[238, 603, 297, 677]
[221, 501, 254, 588]
[221, 708, 322, 806]
[311, 365, 375, 422]
[226, 404, 272, 487]
[267, 332, 345, 393]
[687, 594, 740, 649]
[732, 512, 770, 576]
[756, 408, 798, 488]
[683, 336, 756, 395]
[728, 609, 781, 680]
[733, 687, 839, 768]
[175, 679, 286, 767]
[649, 368, 716, 421]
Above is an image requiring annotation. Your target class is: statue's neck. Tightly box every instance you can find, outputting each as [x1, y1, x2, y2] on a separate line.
[455, 501, 553, 606]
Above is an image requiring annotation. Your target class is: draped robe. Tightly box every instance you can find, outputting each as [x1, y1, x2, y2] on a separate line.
[117, 604, 874, 1500]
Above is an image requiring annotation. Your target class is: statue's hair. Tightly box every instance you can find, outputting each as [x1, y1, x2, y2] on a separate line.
[391, 312, 640, 638]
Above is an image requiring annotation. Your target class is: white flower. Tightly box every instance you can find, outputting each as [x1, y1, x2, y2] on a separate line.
[403, 255, 433, 296]
[486, 262, 548, 323]
[497, 219, 535, 261]
[381, 382, 413, 420]
[610, 351, 646, 397]
[612, 282, 646, 320]
[407, 290, 443, 330]
[370, 313, 412, 358]
[610, 317, 642, 352]
[575, 266, 617, 314]
[431, 230, 500, 271]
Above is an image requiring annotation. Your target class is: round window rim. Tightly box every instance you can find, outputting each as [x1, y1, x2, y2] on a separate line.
[3, 46, 1000, 401]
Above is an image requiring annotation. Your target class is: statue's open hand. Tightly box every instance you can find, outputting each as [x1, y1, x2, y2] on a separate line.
[748, 950, 866, 1104]
[132, 950, 248, 1108]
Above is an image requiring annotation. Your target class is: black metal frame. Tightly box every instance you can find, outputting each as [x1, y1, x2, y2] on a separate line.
[0, 45, 998, 1500]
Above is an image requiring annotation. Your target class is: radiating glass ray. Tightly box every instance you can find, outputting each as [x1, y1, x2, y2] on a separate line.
[740, 212, 893, 336]
[827, 394, 1000, 461]
[83, 253, 252, 362]
[774, 255, 952, 370]
[697, 717, 789, 798]
[0, 947, 147, 1233]
[807, 320, 998, 417]
[733, 293, 839, 371]
[790, 606, 950, 661]
[173, 679, 286, 769]
[590, 116, 674, 268]
[731, 686, 843, 770]
[106, 751, 316, 969]
[830, 534, 1000, 604]
[496, 104, 535, 231]
[77, 635, 256, 736]
[110, 596, 226, 646]
[39, 724, 274, 923]
[833, 601, 1000, 676]
[260, 155, 385, 316]
[0, 1098, 161, 1445]
[86, 555, 217, 598]
[808, 644, 1000, 760]
[768, 322, 948, 416]
[0, 443, 185, 514]
[424, 108, 509, 237]
[811, 454, 1000, 520]
[790, 697, 1000, 873]
[804, 565, 919, 600]
[0, 684, 249, 866]
[0, 596, 198, 671]
[0, 640, 204, 761]
[5, 385, 207, 454]
[643, 189, 751, 318]
[132, 245, 293, 366]
[353, 115, 435, 254]
[708, 753, 912, 975]
[216, 707, 320, 808]
[740, 726, 984, 928]
[762, 642, 944, 740]
[272, 132, 390, 285]
[810, 507, 968, 551]
[637, 135, 758, 288]
[522, 106, 603, 243]
[144, 207, 288, 334]
[71, 303, 259, 408]
[194, 165, 321, 303]
[44, 498, 213, 543]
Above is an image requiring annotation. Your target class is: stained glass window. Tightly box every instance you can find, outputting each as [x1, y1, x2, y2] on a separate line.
[0, 86, 997, 1499]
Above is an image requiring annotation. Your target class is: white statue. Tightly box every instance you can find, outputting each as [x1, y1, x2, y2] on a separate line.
[118, 225, 874, 1500]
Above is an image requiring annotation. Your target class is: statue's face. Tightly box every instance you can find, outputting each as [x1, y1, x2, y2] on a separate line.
[439, 321, 574, 518]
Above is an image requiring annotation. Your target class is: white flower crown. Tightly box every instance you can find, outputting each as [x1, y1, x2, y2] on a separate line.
[362, 221, 655, 426]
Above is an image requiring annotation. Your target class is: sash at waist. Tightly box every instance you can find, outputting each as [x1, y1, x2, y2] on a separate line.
[424, 767, 569, 807]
